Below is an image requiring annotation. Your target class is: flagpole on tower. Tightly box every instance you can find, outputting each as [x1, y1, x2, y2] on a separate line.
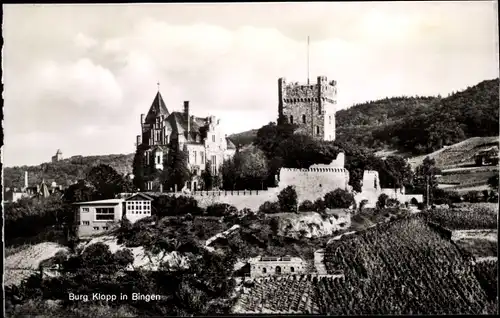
[307, 36, 310, 85]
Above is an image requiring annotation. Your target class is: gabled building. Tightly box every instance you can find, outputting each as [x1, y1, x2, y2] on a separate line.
[136, 88, 236, 191]
[73, 193, 154, 239]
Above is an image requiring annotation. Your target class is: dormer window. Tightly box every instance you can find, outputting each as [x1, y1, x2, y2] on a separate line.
[212, 135, 215, 142]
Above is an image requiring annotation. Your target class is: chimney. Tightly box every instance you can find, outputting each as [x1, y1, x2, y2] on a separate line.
[184, 101, 190, 133]
[136, 135, 141, 146]
[24, 171, 28, 190]
[141, 114, 145, 125]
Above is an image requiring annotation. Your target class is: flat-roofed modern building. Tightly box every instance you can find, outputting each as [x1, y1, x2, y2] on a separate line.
[73, 193, 154, 239]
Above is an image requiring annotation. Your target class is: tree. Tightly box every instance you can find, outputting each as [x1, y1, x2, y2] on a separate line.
[164, 144, 191, 192]
[63, 180, 95, 203]
[86, 164, 132, 200]
[487, 174, 499, 192]
[277, 186, 298, 212]
[383, 155, 414, 190]
[221, 157, 239, 190]
[238, 147, 269, 190]
[414, 157, 440, 206]
[324, 188, 355, 209]
[201, 161, 214, 190]
[132, 146, 146, 191]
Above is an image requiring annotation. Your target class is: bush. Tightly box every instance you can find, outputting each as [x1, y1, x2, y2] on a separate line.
[314, 198, 326, 212]
[377, 193, 389, 209]
[324, 188, 355, 209]
[206, 203, 238, 217]
[259, 201, 281, 214]
[359, 199, 369, 212]
[386, 198, 400, 208]
[298, 200, 315, 212]
[447, 191, 462, 203]
[277, 186, 298, 212]
[464, 191, 481, 203]
[153, 195, 203, 217]
[488, 191, 498, 203]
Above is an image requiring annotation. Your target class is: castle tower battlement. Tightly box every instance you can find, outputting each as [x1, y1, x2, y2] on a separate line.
[278, 76, 337, 142]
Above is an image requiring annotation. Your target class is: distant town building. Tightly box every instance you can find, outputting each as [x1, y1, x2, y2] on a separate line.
[474, 146, 499, 166]
[73, 193, 154, 239]
[52, 149, 63, 162]
[278, 76, 337, 141]
[136, 86, 236, 191]
[249, 256, 307, 278]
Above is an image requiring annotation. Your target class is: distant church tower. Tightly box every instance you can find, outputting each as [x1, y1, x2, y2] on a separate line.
[51, 149, 63, 162]
[278, 76, 338, 141]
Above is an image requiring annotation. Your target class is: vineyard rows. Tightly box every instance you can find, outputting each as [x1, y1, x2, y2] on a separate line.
[235, 275, 339, 314]
[421, 207, 497, 230]
[321, 217, 496, 314]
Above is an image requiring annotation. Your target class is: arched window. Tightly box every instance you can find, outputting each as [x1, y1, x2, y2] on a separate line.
[302, 115, 306, 124]
[275, 266, 282, 274]
[290, 115, 294, 124]
[290, 267, 295, 273]
[262, 267, 267, 274]
[316, 126, 320, 135]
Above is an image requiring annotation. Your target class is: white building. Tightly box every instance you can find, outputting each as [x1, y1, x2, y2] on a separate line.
[73, 193, 154, 239]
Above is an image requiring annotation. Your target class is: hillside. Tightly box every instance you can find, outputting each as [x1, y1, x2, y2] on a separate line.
[336, 78, 499, 154]
[228, 129, 258, 148]
[229, 78, 499, 154]
[3, 153, 134, 189]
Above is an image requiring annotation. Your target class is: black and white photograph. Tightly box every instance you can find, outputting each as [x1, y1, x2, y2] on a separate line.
[2, 2, 499, 316]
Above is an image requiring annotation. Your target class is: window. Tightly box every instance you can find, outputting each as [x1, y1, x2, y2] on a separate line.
[262, 268, 267, 273]
[187, 151, 190, 163]
[82, 221, 90, 226]
[275, 266, 282, 274]
[302, 115, 306, 124]
[329, 135, 332, 140]
[93, 227, 99, 231]
[157, 155, 161, 164]
[318, 105, 321, 113]
[102, 227, 108, 231]
[82, 207, 89, 212]
[201, 152, 204, 163]
[290, 115, 294, 124]
[95, 207, 115, 221]
[316, 126, 320, 135]
[212, 135, 215, 142]
[329, 115, 332, 124]
[194, 151, 197, 164]
[291, 267, 295, 273]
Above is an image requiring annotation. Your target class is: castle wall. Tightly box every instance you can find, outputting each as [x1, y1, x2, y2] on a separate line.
[279, 167, 349, 203]
[355, 170, 424, 208]
[173, 189, 279, 211]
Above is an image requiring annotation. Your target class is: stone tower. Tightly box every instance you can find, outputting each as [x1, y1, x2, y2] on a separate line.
[278, 76, 337, 141]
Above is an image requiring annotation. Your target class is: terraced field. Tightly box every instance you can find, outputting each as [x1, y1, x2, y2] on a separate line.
[322, 217, 496, 314]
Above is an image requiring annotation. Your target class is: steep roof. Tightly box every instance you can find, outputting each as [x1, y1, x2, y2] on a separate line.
[167, 112, 208, 140]
[145, 92, 170, 124]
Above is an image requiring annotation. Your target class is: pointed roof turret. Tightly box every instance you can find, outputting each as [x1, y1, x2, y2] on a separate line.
[145, 88, 170, 124]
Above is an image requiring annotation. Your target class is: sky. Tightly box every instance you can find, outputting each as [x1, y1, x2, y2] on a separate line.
[2, 2, 499, 167]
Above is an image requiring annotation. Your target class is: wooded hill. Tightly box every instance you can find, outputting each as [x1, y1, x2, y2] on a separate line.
[4, 154, 134, 189]
[229, 78, 500, 155]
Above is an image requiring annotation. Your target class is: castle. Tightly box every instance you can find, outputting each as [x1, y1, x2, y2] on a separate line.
[52, 149, 63, 162]
[278, 76, 337, 141]
[164, 76, 423, 210]
[136, 89, 236, 191]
